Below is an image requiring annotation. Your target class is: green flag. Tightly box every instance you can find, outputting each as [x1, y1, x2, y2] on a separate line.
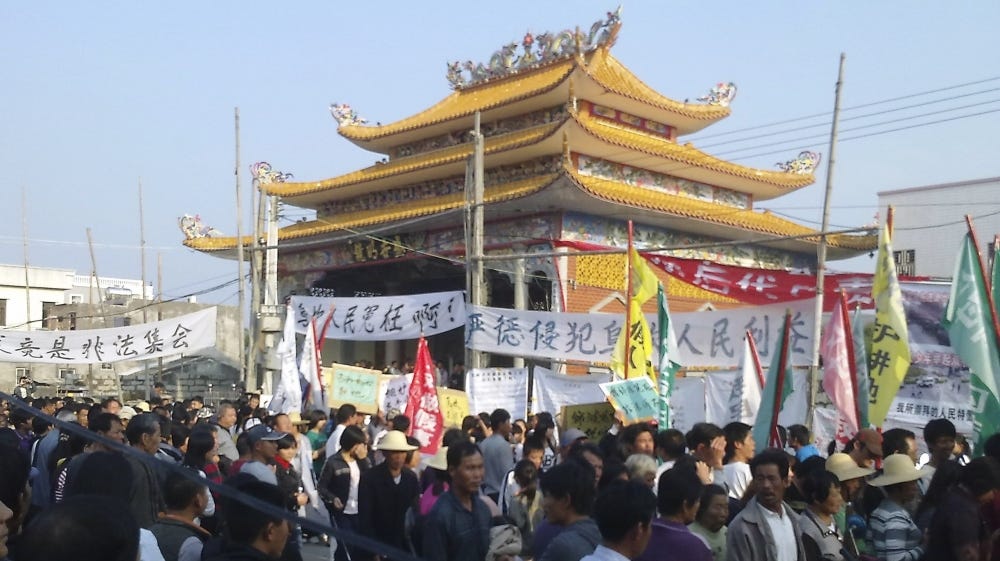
[657, 283, 681, 429]
[942, 234, 1000, 453]
[852, 306, 870, 429]
[752, 311, 794, 453]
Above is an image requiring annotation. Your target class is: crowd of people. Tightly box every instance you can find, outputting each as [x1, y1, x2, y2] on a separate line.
[2, 384, 1000, 561]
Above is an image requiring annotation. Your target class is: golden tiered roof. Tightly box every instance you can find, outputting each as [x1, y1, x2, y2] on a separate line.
[188, 164, 876, 254]
[337, 45, 730, 150]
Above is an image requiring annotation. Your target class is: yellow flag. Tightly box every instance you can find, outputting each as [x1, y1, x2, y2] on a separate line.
[867, 222, 911, 426]
[611, 299, 656, 380]
[631, 249, 658, 304]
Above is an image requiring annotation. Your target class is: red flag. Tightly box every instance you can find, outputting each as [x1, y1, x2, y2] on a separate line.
[821, 292, 860, 434]
[403, 337, 444, 454]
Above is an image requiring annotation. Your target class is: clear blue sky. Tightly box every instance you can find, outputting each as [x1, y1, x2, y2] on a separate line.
[2, 2, 998, 307]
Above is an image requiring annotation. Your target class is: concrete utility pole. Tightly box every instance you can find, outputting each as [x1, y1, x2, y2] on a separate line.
[809, 53, 847, 422]
[467, 112, 487, 370]
[513, 257, 527, 368]
[257, 191, 283, 395]
[234, 108, 248, 390]
[87, 228, 123, 398]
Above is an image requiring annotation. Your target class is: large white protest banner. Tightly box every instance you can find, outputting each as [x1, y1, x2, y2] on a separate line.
[465, 368, 529, 418]
[379, 374, 412, 418]
[0, 308, 216, 365]
[703, 369, 741, 426]
[669, 377, 706, 433]
[532, 366, 611, 416]
[466, 300, 815, 368]
[290, 291, 465, 341]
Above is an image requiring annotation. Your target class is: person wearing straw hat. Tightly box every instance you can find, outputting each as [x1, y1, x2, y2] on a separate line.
[866, 454, 927, 561]
[824, 453, 874, 557]
[358, 430, 419, 559]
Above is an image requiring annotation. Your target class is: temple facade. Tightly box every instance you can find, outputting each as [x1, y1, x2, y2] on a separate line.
[183, 11, 875, 369]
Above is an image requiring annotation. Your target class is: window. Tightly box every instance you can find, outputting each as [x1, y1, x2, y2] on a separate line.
[0, 298, 6, 327]
[15, 367, 30, 378]
[70, 294, 83, 304]
[101, 363, 113, 370]
[57, 368, 76, 381]
[69, 312, 77, 330]
[893, 249, 916, 277]
[113, 316, 132, 328]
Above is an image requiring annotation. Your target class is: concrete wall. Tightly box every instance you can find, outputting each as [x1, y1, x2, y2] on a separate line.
[879, 177, 1000, 278]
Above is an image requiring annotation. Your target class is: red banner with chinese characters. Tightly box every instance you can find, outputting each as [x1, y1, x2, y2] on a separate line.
[404, 336, 444, 454]
[555, 240, 928, 312]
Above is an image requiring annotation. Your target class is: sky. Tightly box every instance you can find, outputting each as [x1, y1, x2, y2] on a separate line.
[2, 2, 998, 309]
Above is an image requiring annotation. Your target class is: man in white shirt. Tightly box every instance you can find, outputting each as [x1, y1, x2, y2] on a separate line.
[580, 479, 657, 561]
[726, 449, 805, 561]
[722, 422, 755, 501]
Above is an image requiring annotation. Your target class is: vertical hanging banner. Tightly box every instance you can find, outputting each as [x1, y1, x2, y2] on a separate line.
[0, 308, 216, 364]
[867, 218, 912, 427]
[532, 366, 611, 416]
[404, 337, 444, 454]
[821, 293, 860, 434]
[290, 291, 465, 341]
[269, 306, 302, 415]
[465, 368, 529, 418]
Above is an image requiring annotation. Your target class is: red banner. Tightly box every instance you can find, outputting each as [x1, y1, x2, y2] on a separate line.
[555, 240, 928, 312]
[404, 336, 444, 454]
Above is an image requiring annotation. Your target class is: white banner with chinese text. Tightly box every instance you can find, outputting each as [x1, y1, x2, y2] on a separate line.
[0, 308, 216, 364]
[290, 292, 465, 341]
[532, 366, 611, 416]
[465, 368, 529, 418]
[466, 300, 815, 368]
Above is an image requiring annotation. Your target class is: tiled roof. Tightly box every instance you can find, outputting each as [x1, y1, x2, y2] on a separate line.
[184, 174, 560, 252]
[566, 169, 876, 250]
[267, 122, 563, 198]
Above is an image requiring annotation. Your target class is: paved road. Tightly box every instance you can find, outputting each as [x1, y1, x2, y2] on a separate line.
[302, 542, 332, 561]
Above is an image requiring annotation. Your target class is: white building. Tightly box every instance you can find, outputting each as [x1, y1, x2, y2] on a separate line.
[878, 177, 1000, 278]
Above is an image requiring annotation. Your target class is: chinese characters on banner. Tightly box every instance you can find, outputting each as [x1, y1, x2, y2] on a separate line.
[560, 402, 616, 441]
[465, 368, 530, 418]
[378, 374, 413, 419]
[466, 300, 815, 368]
[437, 388, 469, 430]
[600, 377, 660, 424]
[0, 308, 216, 364]
[290, 291, 465, 341]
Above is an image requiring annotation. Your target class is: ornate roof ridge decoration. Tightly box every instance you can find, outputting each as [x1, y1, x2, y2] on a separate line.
[446, 6, 622, 90]
[776, 151, 822, 174]
[565, 169, 877, 250]
[183, 173, 563, 251]
[178, 214, 224, 240]
[330, 103, 368, 127]
[250, 162, 294, 185]
[697, 82, 737, 107]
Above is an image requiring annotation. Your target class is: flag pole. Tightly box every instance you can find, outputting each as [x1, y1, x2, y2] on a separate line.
[840, 289, 862, 430]
[624, 220, 634, 379]
[770, 311, 792, 448]
[965, 216, 1000, 351]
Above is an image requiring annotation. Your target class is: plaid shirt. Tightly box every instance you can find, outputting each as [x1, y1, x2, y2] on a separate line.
[867, 499, 924, 561]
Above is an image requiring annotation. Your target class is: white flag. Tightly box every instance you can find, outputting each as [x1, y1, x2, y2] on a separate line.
[738, 335, 763, 424]
[299, 319, 325, 412]
[269, 306, 302, 415]
[821, 295, 859, 434]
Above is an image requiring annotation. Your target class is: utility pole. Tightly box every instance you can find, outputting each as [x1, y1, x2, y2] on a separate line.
[467, 112, 486, 370]
[234, 108, 248, 390]
[21, 188, 32, 331]
[250, 166, 267, 391]
[139, 178, 151, 401]
[87, 228, 124, 398]
[809, 53, 846, 422]
[257, 188, 283, 396]
[513, 257, 527, 368]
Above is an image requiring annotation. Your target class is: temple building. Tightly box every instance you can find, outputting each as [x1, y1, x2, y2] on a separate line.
[183, 10, 876, 369]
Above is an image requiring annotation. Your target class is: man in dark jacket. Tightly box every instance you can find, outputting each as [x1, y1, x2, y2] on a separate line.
[358, 430, 419, 559]
[151, 471, 212, 561]
[125, 412, 167, 529]
[205, 478, 290, 561]
[423, 441, 492, 561]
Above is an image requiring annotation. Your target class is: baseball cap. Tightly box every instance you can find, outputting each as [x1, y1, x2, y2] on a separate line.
[856, 428, 883, 457]
[560, 428, 588, 448]
[246, 425, 287, 444]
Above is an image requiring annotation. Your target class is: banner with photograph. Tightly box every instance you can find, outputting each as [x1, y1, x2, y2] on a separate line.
[0, 308, 216, 364]
[290, 291, 465, 341]
[467, 300, 815, 368]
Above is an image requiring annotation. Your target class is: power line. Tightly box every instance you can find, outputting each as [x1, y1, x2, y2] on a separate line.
[688, 75, 1000, 141]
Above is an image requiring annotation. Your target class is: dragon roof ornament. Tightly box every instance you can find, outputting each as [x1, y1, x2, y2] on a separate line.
[178, 214, 224, 240]
[446, 6, 623, 90]
[697, 82, 737, 107]
[776, 151, 822, 174]
[250, 161, 293, 184]
[329, 103, 368, 127]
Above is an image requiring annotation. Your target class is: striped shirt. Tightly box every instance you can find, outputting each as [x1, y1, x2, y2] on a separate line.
[867, 499, 924, 561]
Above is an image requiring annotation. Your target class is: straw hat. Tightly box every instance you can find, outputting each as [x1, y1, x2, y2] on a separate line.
[427, 446, 449, 471]
[826, 453, 875, 481]
[378, 430, 418, 452]
[868, 453, 927, 487]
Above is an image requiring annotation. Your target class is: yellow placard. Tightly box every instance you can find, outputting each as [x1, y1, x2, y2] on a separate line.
[437, 387, 469, 429]
[560, 402, 616, 442]
[326, 363, 382, 414]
